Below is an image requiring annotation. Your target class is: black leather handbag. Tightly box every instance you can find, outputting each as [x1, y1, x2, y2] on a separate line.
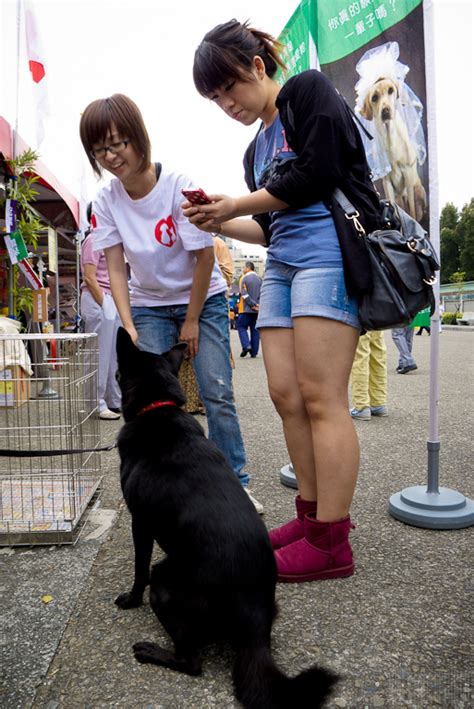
[333, 189, 440, 331]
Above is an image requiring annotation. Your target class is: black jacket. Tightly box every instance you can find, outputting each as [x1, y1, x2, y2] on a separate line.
[243, 70, 380, 294]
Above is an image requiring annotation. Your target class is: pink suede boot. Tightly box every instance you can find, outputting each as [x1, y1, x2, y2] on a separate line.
[275, 513, 354, 582]
[268, 496, 316, 550]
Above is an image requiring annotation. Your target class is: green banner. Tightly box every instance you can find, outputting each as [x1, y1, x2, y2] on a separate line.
[277, 0, 423, 73]
[315, 0, 422, 64]
[411, 307, 431, 328]
[276, 0, 429, 230]
[276, 0, 316, 83]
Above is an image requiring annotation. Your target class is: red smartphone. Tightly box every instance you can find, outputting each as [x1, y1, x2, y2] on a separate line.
[181, 188, 212, 205]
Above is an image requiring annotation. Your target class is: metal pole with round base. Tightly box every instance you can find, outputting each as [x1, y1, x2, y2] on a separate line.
[388, 308, 474, 529]
[390, 7, 474, 533]
[389, 330, 474, 530]
[36, 380, 60, 399]
[389, 485, 474, 530]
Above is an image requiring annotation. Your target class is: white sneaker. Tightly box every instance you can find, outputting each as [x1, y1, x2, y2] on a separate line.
[99, 408, 121, 420]
[245, 488, 264, 515]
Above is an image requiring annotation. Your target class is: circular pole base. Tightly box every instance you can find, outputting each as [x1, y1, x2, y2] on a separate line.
[35, 384, 60, 399]
[280, 463, 298, 489]
[389, 485, 474, 529]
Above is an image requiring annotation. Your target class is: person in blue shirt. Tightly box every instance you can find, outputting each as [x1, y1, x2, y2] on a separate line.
[183, 20, 380, 583]
[238, 261, 262, 357]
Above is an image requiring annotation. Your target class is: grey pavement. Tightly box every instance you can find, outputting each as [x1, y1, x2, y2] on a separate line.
[1, 328, 473, 708]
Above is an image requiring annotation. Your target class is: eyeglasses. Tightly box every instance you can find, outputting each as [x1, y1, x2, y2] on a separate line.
[90, 140, 129, 160]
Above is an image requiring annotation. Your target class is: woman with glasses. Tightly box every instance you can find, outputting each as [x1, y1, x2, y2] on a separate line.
[184, 20, 381, 582]
[79, 94, 263, 513]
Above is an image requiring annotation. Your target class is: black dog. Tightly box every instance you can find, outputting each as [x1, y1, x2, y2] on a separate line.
[114, 328, 337, 708]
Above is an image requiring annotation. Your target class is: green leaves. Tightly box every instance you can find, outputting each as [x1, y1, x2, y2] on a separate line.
[7, 148, 40, 175]
[5, 150, 41, 246]
[440, 199, 474, 282]
[2, 149, 42, 318]
[18, 211, 42, 250]
[14, 285, 33, 316]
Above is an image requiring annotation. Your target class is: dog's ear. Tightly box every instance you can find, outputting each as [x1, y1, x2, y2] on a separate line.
[164, 341, 188, 375]
[116, 326, 140, 364]
[360, 93, 373, 121]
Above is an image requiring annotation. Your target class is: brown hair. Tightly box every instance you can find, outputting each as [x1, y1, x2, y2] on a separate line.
[193, 19, 286, 98]
[79, 94, 151, 177]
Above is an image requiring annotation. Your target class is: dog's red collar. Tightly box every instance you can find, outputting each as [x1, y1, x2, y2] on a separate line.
[138, 400, 178, 416]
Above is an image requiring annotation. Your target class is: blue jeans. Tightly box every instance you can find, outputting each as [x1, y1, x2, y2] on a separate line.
[391, 327, 416, 368]
[131, 293, 249, 486]
[237, 312, 260, 356]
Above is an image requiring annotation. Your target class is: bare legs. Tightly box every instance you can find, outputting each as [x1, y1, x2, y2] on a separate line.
[261, 317, 359, 522]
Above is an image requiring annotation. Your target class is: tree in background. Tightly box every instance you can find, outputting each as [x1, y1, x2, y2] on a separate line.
[440, 203, 459, 282]
[440, 200, 474, 283]
[458, 199, 474, 281]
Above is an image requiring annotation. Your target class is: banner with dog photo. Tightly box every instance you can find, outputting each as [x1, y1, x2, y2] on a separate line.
[278, 0, 429, 230]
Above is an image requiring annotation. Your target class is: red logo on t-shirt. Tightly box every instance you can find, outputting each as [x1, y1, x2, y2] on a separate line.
[90, 214, 97, 229]
[155, 215, 177, 248]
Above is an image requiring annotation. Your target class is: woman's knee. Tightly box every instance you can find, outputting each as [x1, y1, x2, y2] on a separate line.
[304, 395, 348, 422]
[268, 383, 306, 419]
[298, 379, 349, 420]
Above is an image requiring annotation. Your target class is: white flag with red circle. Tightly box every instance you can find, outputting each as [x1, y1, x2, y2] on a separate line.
[23, 0, 49, 147]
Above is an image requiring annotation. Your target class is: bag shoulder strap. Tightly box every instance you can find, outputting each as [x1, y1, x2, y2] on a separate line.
[337, 90, 374, 141]
[154, 162, 162, 181]
[333, 188, 358, 217]
[333, 188, 366, 235]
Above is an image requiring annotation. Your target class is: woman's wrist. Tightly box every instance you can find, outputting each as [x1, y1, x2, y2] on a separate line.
[121, 316, 134, 330]
[233, 196, 247, 218]
[234, 190, 287, 217]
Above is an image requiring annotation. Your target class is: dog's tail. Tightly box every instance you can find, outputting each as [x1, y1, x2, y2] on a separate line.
[233, 642, 338, 709]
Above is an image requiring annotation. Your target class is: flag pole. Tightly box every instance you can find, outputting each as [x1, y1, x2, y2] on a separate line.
[13, 0, 22, 159]
[8, 0, 22, 316]
[388, 0, 474, 529]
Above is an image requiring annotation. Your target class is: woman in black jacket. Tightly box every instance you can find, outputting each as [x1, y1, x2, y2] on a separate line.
[183, 20, 379, 584]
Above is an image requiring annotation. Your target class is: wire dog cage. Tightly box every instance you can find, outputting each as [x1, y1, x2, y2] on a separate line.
[0, 332, 102, 546]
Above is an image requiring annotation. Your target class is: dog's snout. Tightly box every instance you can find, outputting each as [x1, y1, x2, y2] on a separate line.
[381, 106, 391, 121]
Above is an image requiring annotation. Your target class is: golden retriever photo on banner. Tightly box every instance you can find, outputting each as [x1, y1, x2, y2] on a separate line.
[355, 41, 427, 222]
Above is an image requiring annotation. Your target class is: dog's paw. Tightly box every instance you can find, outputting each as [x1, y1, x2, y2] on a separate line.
[133, 641, 163, 664]
[114, 591, 143, 609]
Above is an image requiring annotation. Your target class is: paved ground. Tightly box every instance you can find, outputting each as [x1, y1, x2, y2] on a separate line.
[1, 328, 473, 708]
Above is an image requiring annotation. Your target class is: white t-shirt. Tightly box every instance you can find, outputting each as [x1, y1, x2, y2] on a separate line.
[91, 169, 227, 307]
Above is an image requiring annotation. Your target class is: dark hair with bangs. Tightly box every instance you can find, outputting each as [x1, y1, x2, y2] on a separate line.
[79, 94, 151, 177]
[193, 19, 286, 97]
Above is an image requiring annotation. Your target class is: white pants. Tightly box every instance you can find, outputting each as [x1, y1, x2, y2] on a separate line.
[81, 290, 121, 412]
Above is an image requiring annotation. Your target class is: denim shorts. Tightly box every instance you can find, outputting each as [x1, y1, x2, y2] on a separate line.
[257, 260, 360, 330]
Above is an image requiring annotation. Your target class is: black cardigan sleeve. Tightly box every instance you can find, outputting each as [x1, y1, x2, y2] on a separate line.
[241, 70, 373, 242]
[264, 71, 360, 208]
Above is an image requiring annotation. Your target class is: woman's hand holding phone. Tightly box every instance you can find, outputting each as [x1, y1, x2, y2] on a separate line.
[181, 188, 212, 205]
[182, 204, 218, 234]
[182, 189, 237, 225]
[181, 188, 222, 234]
[197, 195, 237, 224]
[181, 188, 213, 231]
